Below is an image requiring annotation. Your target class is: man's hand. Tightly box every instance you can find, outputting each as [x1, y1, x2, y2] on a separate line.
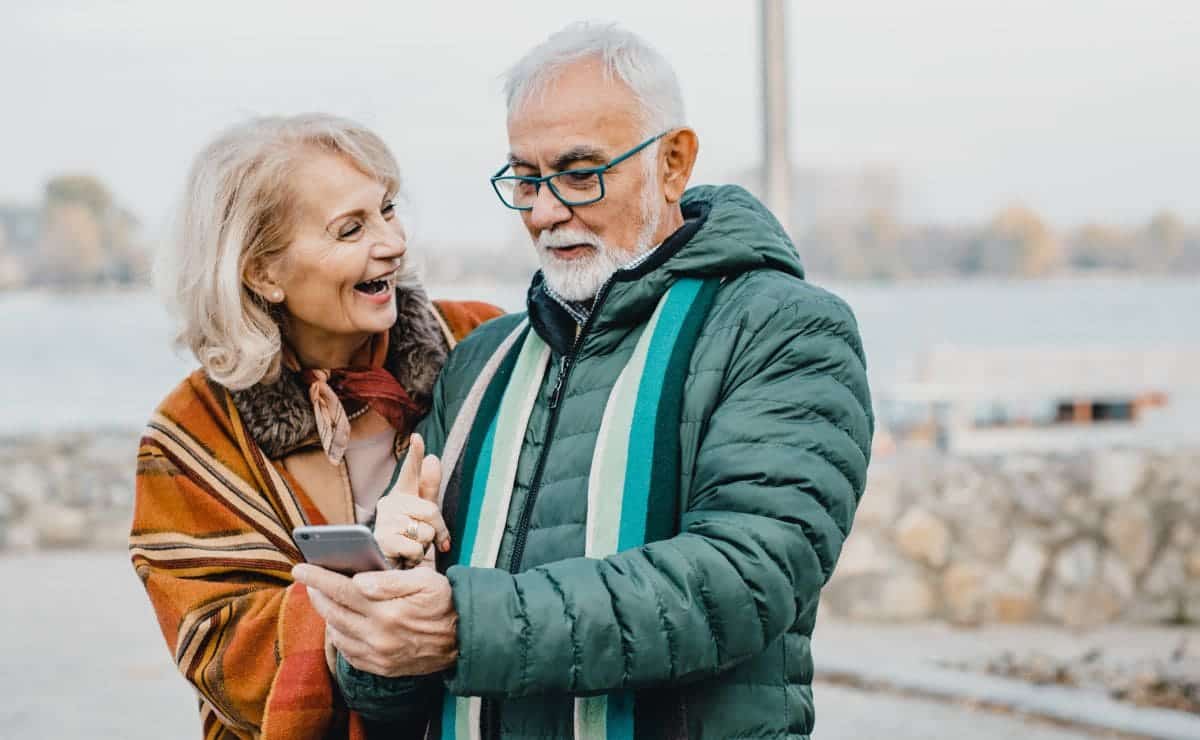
[293, 562, 458, 677]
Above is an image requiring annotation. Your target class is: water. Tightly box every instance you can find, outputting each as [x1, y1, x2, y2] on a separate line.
[1, 276, 1196, 437]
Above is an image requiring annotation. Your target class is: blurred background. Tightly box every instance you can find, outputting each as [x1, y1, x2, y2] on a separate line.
[1, 2, 1197, 738]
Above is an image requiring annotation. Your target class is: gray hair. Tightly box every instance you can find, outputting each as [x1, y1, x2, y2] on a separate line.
[503, 21, 686, 136]
[156, 113, 402, 391]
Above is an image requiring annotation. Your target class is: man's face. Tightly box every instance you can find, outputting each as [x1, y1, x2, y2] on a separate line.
[506, 58, 664, 301]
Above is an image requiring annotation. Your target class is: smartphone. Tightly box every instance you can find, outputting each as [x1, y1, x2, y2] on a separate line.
[292, 524, 391, 575]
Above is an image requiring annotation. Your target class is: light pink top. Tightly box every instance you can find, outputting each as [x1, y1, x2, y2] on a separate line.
[343, 429, 397, 524]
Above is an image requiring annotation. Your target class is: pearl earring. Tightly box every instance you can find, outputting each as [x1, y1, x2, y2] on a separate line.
[271, 289, 283, 302]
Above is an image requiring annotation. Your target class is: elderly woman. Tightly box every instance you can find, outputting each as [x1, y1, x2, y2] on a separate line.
[130, 114, 500, 739]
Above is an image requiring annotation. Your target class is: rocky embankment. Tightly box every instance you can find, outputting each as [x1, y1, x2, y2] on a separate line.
[0, 430, 138, 550]
[825, 448, 1200, 627]
[3, 431, 1198, 629]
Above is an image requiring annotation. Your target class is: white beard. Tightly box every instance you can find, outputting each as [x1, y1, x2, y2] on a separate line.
[536, 186, 662, 302]
[537, 237, 623, 302]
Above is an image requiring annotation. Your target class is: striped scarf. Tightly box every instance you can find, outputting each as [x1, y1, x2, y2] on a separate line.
[433, 277, 719, 740]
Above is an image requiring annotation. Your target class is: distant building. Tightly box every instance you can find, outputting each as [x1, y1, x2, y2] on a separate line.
[734, 164, 902, 233]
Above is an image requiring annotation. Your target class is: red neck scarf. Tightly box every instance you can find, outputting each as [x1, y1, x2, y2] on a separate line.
[283, 334, 424, 464]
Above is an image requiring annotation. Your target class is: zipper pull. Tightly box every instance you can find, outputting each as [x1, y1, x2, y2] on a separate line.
[549, 356, 569, 409]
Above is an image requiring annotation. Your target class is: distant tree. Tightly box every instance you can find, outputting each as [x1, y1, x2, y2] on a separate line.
[40, 200, 106, 282]
[36, 175, 145, 285]
[1069, 223, 1133, 271]
[967, 204, 1062, 277]
[1142, 210, 1185, 272]
[856, 206, 908, 279]
[45, 175, 113, 215]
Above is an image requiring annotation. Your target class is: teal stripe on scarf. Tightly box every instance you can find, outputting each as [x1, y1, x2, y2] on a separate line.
[632, 277, 719, 738]
[617, 277, 703, 551]
[644, 278, 719, 546]
[444, 325, 529, 566]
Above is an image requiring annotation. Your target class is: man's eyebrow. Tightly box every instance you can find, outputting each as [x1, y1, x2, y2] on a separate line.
[551, 146, 607, 172]
[506, 146, 609, 172]
[507, 153, 536, 169]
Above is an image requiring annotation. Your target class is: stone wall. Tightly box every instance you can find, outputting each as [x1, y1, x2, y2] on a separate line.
[0, 430, 139, 550]
[3, 430, 1197, 628]
[825, 449, 1200, 627]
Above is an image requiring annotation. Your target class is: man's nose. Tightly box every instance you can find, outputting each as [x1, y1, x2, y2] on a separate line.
[528, 183, 572, 230]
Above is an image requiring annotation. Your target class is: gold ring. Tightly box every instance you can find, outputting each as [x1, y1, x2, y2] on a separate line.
[402, 520, 421, 541]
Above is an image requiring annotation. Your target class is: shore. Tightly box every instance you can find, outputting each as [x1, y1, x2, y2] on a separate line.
[0, 428, 139, 551]
[5, 429, 1197, 627]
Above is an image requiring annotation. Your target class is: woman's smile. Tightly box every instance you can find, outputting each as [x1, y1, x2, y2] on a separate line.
[353, 268, 399, 304]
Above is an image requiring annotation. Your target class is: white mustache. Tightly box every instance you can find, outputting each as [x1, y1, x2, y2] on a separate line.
[536, 229, 604, 250]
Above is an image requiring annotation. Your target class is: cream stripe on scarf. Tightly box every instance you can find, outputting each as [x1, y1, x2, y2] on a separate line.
[469, 333, 550, 568]
[436, 320, 530, 508]
[574, 291, 671, 739]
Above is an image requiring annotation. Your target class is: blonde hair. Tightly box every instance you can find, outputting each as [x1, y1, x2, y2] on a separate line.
[157, 113, 401, 390]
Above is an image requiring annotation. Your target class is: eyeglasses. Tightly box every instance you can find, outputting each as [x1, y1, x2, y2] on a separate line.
[490, 132, 667, 211]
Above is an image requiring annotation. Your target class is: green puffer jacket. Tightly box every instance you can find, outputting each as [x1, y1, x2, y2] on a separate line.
[339, 184, 874, 739]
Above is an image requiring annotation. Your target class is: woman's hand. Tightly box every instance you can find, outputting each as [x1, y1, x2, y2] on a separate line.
[374, 434, 449, 568]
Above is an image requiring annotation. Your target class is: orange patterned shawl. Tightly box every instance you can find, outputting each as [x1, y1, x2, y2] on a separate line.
[130, 300, 501, 739]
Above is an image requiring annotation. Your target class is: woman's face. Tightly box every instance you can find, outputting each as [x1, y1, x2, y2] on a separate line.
[271, 152, 406, 363]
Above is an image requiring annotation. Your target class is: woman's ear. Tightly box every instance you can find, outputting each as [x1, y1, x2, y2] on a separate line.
[660, 128, 699, 204]
[244, 258, 284, 303]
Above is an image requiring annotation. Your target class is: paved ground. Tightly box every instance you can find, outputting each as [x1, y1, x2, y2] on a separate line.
[0, 552, 1136, 739]
[813, 683, 1115, 740]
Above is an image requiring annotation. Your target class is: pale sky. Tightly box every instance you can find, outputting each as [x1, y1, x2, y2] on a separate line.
[3, 0, 1198, 246]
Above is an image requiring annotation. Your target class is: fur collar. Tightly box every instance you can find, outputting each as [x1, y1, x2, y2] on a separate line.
[227, 274, 448, 459]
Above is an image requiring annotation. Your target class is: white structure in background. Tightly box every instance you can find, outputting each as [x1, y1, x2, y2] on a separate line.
[877, 347, 1200, 453]
[760, 0, 791, 234]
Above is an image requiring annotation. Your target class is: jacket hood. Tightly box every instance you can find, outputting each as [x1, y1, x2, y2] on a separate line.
[669, 183, 805, 281]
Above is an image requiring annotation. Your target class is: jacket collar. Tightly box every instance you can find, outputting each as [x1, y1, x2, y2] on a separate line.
[226, 272, 448, 459]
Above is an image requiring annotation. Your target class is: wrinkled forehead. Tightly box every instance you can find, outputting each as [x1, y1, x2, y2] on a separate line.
[289, 151, 388, 223]
[506, 59, 645, 165]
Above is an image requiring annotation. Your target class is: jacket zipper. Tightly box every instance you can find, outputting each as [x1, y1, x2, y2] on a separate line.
[483, 279, 615, 740]
[507, 281, 610, 572]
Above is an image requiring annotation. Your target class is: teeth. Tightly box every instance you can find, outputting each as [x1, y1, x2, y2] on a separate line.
[357, 272, 395, 294]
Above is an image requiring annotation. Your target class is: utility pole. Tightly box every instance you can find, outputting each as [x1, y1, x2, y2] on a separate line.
[760, 0, 792, 234]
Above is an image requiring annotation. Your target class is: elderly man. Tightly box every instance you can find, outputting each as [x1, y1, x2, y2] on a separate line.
[296, 22, 872, 739]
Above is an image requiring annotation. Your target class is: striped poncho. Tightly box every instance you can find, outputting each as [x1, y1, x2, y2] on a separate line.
[131, 300, 499, 739]
[132, 370, 348, 739]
